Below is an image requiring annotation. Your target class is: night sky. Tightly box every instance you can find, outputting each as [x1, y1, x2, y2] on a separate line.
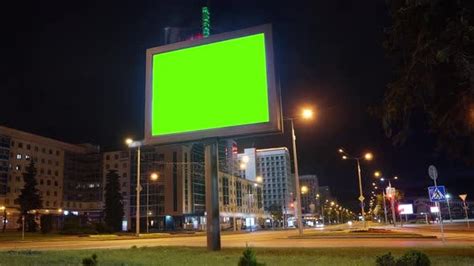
[1, 0, 472, 210]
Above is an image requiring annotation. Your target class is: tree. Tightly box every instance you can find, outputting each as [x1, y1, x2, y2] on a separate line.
[268, 204, 283, 226]
[104, 170, 124, 232]
[17, 160, 42, 232]
[376, 0, 474, 163]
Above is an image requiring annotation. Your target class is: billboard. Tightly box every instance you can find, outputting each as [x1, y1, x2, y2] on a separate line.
[397, 204, 413, 215]
[145, 24, 281, 145]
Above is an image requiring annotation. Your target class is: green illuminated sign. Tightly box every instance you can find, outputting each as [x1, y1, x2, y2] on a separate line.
[145, 25, 281, 144]
[202, 6, 210, 38]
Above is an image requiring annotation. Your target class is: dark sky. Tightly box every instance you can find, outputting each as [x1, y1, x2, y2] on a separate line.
[1, 0, 472, 210]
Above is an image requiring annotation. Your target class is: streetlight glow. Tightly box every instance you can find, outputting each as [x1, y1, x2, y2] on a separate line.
[256, 176, 263, 183]
[338, 148, 344, 153]
[150, 172, 159, 181]
[342, 155, 348, 160]
[302, 108, 314, 119]
[125, 138, 133, 145]
[374, 171, 381, 177]
[364, 152, 374, 161]
[301, 185, 309, 194]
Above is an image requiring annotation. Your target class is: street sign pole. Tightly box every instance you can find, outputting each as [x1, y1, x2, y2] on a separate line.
[428, 165, 445, 243]
[459, 194, 470, 229]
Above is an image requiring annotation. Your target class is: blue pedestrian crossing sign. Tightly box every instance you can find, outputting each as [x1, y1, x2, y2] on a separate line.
[428, 186, 446, 202]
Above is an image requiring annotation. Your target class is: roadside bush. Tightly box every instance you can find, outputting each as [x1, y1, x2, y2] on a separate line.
[82, 253, 98, 266]
[396, 250, 430, 266]
[376, 250, 430, 266]
[238, 246, 265, 266]
[61, 215, 97, 235]
[94, 222, 113, 234]
[375, 252, 396, 266]
[40, 215, 53, 234]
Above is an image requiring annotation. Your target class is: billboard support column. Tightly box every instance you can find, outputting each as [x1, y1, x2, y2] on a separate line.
[205, 140, 221, 251]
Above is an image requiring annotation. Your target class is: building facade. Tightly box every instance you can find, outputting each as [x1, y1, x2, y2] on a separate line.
[299, 174, 319, 214]
[0, 126, 102, 228]
[237, 147, 294, 215]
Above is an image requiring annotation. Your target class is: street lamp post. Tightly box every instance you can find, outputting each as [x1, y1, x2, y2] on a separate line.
[290, 118, 304, 236]
[446, 194, 453, 223]
[339, 149, 373, 228]
[126, 138, 143, 237]
[286, 108, 314, 236]
[147, 172, 159, 233]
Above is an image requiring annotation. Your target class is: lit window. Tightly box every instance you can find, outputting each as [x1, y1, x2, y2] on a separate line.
[16, 154, 22, 160]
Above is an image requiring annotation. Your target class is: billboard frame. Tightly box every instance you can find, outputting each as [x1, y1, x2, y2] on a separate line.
[144, 24, 282, 145]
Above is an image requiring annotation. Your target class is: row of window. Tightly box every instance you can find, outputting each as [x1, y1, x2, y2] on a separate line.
[11, 141, 61, 157]
[258, 155, 285, 161]
[13, 153, 60, 166]
[3, 198, 59, 208]
[105, 163, 128, 170]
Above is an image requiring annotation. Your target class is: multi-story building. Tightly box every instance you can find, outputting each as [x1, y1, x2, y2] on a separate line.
[299, 174, 319, 214]
[0, 126, 102, 228]
[237, 147, 294, 215]
[128, 142, 264, 232]
[102, 151, 130, 230]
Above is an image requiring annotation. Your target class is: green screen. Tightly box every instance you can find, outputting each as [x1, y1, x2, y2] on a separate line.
[151, 33, 270, 136]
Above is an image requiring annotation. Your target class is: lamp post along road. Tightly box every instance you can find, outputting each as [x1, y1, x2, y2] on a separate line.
[446, 194, 453, 223]
[382, 190, 388, 224]
[126, 138, 142, 237]
[285, 108, 314, 236]
[355, 158, 366, 227]
[339, 149, 373, 228]
[290, 118, 304, 236]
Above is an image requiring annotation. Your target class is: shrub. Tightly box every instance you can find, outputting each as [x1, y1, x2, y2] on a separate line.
[82, 254, 98, 266]
[376, 252, 396, 266]
[238, 246, 265, 266]
[40, 215, 53, 234]
[396, 250, 430, 266]
[94, 222, 113, 234]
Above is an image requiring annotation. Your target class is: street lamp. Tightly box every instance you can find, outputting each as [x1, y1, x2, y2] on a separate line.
[375, 172, 399, 227]
[125, 137, 143, 237]
[301, 185, 309, 195]
[339, 148, 373, 228]
[147, 172, 159, 233]
[446, 194, 453, 223]
[285, 107, 314, 236]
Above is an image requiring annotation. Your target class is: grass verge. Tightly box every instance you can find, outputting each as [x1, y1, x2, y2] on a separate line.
[0, 246, 473, 266]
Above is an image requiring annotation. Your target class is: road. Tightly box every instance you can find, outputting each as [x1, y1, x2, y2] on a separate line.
[1, 224, 473, 251]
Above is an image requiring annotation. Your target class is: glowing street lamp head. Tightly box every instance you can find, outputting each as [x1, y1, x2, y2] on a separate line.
[342, 155, 348, 160]
[374, 171, 381, 178]
[239, 163, 247, 170]
[150, 172, 159, 181]
[301, 185, 309, 194]
[302, 108, 314, 120]
[364, 152, 374, 161]
[338, 148, 344, 153]
[380, 177, 385, 182]
[256, 176, 263, 183]
[394, 176, 399, 180]
[125, 138, 133, 145]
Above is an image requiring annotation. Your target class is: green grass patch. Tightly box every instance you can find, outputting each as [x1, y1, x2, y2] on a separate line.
[0, 246, 473, 265]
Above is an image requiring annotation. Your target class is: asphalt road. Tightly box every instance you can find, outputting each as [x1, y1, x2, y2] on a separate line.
[1, 224, 473, 251]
